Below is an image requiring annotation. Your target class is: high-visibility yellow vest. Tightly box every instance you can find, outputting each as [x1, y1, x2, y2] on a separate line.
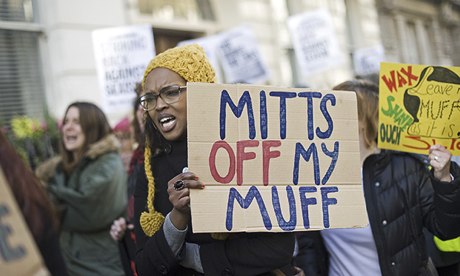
[434, 236, 460, 252]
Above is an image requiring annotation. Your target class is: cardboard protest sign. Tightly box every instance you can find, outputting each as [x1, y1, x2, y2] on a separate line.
[0, 168, 48, 276]
[92, 24, 155, 115]
[188, 83, 367, 233]
[378, 62, 460, 155]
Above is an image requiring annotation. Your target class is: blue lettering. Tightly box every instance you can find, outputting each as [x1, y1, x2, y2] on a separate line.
[321, 186, 338, 228]
[292, 142, 339, 185]
[316, 94, 336, 139]
[269, 91, 297, 139]
[320, 142, 339, 184]
[226, 186, 272, 231]
[0, 205, 26, 261]
[299, 186, 317, 229]
[298, 92, 322, 140]
[260, 90, 268, 139]
[293, 142, 320, 185]
[220, 90, 256, 140]
[272, 186, 296, 231]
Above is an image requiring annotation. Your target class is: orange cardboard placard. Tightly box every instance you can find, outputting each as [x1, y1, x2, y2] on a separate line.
[378, 62, 460, 155]
[188, 83, 368, 233]
[0, 168, 48, 275]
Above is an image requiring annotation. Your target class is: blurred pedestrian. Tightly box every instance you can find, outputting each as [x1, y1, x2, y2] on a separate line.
[133, 44, 297, 275]
[113, 116, 134, 171]
[36, 102, 127, 276]
[0, 130, 68, 275]
[110, 82, 145, 276]
[296, 79, 460, 276]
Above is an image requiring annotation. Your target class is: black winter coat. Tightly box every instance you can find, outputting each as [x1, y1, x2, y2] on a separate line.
[363, 151, 460, 276]
[133, 139, 296, 276]
[295, 150, 460, 276]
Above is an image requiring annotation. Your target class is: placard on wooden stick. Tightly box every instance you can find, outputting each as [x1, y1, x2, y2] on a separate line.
[0, 168, 48, 275]
[188, 83, 367, 233]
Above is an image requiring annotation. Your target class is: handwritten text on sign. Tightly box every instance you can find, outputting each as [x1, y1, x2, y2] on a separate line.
[379, 63, 460, 155]
[0, 169, 47, 275]
[188, 83, 367, 233]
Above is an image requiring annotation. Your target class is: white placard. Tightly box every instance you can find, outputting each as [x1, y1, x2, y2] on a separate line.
[288, 9, 343, 76]
[353, 45, 385, 76]
[216, 26, 270, 84]
[92, 25, 155, 114]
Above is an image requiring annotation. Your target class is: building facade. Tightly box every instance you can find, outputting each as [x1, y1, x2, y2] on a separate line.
[0, 0, 459, 125]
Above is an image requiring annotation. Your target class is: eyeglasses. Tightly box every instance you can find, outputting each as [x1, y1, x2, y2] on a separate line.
[138, 85, 186, 111]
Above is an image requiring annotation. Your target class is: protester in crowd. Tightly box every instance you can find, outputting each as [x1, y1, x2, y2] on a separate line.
[110, 82, 145, 276]
[0, 130, 68, 276]
[133, 44, 297, 275]
[295, 79, 460, 276]
[113, 116, 134, 171]
[36, 102, 127, 276]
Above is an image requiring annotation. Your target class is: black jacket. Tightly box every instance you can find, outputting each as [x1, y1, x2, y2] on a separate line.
[296, 150, 460, 276]
[134, 139, 295, 276]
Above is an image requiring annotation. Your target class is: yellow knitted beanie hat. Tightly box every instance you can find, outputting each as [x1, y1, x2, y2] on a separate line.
[140, 44, 216, 237]
[142, 43, 216, 89]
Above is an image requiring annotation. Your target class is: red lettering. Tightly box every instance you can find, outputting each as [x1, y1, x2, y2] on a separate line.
[262, 140, 281, 186]
[403, 135, 431, 151]
[209, 141, 235, 184]
[237, 140, 259, 185]
[400, 66, 418, 85]
[382, 71, 397, 93]
[397, 71, 407, 87]
[382, 66, 420, 93]
[450, 138, 460, 151]
[402, 137, 459, 154]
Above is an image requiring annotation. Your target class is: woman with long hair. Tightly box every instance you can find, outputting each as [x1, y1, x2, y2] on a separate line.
[36, 102, 127, 276]
[0, 130, 68, 275]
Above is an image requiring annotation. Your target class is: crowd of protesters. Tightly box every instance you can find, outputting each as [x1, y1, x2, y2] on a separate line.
[1, 43, 459, 276]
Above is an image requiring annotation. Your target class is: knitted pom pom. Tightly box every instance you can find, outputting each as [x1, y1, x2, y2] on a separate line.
[140, 210, 165, 237]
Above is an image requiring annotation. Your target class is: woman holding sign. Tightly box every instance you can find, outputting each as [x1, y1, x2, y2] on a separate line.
[302, 79, 460, 276]
[133, 44, 297, 275]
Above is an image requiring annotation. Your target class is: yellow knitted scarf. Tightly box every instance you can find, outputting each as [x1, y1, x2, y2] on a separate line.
[139, 146, 165, 236]
[139, 144, 229, 240]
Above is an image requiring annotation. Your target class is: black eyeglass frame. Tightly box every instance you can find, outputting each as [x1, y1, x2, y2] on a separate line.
[138, 85, 187, 111]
